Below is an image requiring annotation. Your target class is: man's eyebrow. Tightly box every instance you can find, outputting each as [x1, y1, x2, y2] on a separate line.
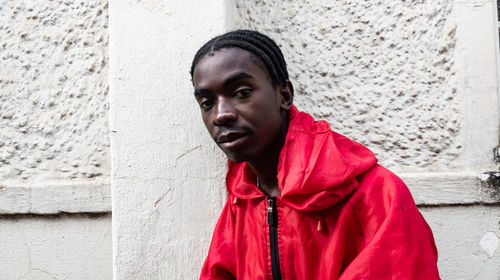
[223, 72, 253, 87]
[194, 88, 211, 96]
[194, 72, 254, 96]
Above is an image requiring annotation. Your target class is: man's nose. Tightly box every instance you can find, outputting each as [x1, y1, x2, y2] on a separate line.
[214, 97, 237, 126]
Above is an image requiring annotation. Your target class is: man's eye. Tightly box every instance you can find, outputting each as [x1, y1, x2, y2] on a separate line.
[200, 98, 215, 110]
[233, 89, 252, 98]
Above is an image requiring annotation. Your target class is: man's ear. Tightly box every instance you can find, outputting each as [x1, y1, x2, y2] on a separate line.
[279, 80, 294, 110]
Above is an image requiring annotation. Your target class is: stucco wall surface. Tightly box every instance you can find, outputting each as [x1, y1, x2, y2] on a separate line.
[0, 0, 110, 181]
[421, 206, 500, 279]
[0, 214, 112, 280]
[0, 1, 112, 279]
[236, 0, 462, 172]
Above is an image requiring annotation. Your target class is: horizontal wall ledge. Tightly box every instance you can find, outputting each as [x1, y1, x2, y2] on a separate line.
[0, 178, 111, 214]
[0, 172, 497, 214]
[400, 172, 499, 206]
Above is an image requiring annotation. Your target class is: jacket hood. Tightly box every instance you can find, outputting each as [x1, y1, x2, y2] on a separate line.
[226, 106, 377, 211]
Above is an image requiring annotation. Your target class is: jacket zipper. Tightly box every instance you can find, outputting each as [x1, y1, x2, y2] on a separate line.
[267, 197, 282, 280]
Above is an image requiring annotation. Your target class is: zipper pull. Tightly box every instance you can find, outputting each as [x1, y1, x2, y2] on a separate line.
[267, 197, 274, 226]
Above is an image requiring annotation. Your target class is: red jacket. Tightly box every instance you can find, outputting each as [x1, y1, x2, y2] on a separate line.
[201, 106, 439, 279]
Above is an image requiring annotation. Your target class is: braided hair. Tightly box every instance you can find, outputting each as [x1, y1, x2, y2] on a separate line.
[190, 30, 289, 86]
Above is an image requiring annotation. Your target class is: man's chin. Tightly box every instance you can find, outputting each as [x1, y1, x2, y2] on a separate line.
[226, 155, 247, 163]
[223, 151, 249, 163]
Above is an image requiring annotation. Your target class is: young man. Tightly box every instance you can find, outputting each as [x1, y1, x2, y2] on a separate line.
[191, 30, 439, 280]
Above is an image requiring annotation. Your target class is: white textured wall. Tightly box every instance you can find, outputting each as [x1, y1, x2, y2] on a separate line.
[0, 214, 112, 280]
[235, 0, 497, 173]
[109, 0, 235, 279]
[0, 0, 110, 181]
[0, 0, 112, 279]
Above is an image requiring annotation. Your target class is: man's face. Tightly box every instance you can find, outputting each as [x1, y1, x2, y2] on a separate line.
[192, 48, 287, 163]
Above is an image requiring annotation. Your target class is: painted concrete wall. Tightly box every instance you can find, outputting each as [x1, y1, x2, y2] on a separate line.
[109, 0, 235, 278]
[0, 214, 112, 280]
[421, 206, 500, 279]
[0, 0, 112, 279]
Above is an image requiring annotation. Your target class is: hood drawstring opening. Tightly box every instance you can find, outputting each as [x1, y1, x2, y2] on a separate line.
[316, 212, 325, 232]
[317, 212, 326, 232]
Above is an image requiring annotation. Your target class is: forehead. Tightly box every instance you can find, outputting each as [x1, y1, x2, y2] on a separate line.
[192, 48, 270, 88]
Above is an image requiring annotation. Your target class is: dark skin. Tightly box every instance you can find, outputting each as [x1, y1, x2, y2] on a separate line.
[192, 48, 294, 197]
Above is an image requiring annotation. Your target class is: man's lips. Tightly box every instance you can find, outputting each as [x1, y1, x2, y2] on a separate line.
[216, 131, 248, 144]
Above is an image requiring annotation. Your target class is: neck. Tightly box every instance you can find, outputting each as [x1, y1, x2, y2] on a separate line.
[250, 159, 280, 198]
[248, 112, 289, 198]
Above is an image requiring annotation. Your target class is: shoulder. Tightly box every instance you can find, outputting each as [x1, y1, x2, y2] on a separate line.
[358, 164, 404, 187]
[348, 164, 417, 218]
[346, 165, 429, 242]
[356, 164, 412, 201]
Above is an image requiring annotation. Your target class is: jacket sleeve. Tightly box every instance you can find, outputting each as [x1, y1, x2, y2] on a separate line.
[339, 166, 440, 280]
[200, 197, 237, 280]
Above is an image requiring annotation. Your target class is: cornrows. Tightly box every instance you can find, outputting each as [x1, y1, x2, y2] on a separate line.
[190, 30, 289, 86]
